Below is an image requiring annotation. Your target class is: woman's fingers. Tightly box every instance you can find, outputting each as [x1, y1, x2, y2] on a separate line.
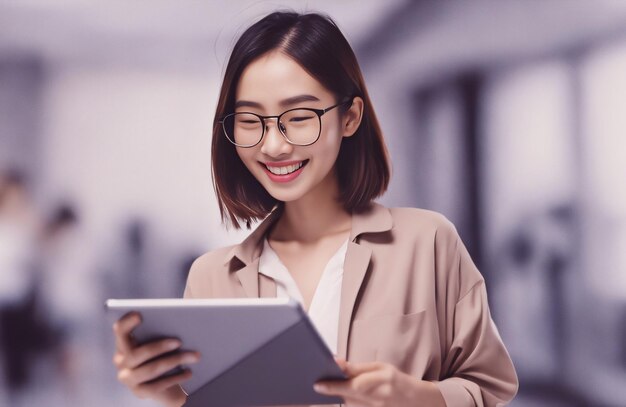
[132, 369, 193, 399]
[316, 362, 395, 405]
[112, 312, 193, 404]
[112, 312, 141, 352]
[118, 350, 200, 387]
[122, 338, 183, 369]
[334, 357, 382, 377]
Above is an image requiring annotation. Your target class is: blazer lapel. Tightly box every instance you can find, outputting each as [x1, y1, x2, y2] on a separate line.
[235, 259, 261, 298]
[226, 208, 282, 299]
[234, 260, 278, 298]
[337, 203, 394, 360]
[259, 272, 278, 298]
[337, 241, 372, 359]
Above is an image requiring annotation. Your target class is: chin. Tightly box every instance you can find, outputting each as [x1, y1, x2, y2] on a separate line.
[264, 187, 307, 203]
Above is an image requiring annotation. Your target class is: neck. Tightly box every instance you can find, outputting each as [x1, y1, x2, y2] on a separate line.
[271, 173, 351, 243]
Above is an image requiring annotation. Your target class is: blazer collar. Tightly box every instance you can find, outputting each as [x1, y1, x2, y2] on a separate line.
[223, 207, 283, 267]
[220, 208, 280, 299]
[349, 202, 393, 242]
[224, 202, 393, 267]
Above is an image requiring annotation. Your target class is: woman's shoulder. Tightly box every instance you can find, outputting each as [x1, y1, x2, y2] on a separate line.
[385, 206, 483, 297]
[189, 245, 235, 274]
[184, 245, 240, 298]
[386, 206, 459, 242]
[388, 206, 453, 227]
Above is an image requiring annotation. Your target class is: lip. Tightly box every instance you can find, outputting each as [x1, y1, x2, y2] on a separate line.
[260, 160, 308, 183]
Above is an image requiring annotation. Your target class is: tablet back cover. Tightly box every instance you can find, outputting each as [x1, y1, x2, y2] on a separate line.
[184, 317, 345, 407]
[106, 298, 345, 405]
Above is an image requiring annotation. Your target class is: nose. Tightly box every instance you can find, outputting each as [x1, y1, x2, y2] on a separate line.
[260, 119, 293, 157]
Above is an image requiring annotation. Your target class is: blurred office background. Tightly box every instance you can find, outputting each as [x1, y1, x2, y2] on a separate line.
[0, 1, 625, 406]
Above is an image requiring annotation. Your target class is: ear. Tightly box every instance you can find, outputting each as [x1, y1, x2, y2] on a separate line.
[342, 96, 364, 138]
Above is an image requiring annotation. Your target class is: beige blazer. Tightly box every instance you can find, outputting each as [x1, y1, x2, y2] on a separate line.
[184, 203, 519, 406]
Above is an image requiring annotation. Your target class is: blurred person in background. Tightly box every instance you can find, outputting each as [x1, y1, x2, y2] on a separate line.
[36, 202, 112, 405]
[494, 204, 575, 381]
[111, 11, 517, 407]
[35, 204, 81, 397]
[0, 169, 98, 406]
[0, 169, 44, 406]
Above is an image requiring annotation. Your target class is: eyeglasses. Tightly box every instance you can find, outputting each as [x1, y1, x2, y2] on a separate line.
[219, 100, 352, 148]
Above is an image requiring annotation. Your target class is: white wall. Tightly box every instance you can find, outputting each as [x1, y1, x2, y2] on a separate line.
[39, 64, 250, 262]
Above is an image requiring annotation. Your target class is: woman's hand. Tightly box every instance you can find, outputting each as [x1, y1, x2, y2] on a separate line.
[314, 358, 446, 407]
[112, 312, 200, 407]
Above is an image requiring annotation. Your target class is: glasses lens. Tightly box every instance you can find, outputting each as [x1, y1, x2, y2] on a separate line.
[280, 109, 320, 145]
[223, 113, 263, 146]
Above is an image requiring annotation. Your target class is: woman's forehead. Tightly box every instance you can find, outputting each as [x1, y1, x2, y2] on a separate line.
[235, 51, 332, 108]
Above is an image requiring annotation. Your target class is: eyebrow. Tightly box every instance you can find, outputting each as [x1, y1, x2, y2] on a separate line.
[234, 94, 321, 109]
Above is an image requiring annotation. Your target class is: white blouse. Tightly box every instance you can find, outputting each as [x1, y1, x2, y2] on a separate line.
[258, 238, 349, 355]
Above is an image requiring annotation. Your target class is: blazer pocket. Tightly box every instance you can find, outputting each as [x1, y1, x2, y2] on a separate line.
[349, 310, 430, 373]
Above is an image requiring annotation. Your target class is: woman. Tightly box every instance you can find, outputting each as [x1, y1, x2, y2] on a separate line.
[112, 11, 518, 407]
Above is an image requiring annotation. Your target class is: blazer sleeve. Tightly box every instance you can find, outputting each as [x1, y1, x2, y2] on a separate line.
[182, 253, 214, 299]
[183, 259, 197, 298]
[434, 227, 519, 406]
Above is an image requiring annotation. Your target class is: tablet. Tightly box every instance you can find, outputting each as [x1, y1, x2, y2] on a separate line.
[106, 297, 346, 406]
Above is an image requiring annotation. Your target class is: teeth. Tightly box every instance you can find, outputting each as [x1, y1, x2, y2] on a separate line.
[266, 161, 304, 175]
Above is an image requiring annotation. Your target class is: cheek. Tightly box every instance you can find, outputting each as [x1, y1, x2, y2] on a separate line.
[235, 149, 262, 178]
[235, 148, 255, 169]
[316, 126, 344, 159]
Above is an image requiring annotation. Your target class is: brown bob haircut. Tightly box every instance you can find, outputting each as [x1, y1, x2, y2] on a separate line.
[212, 11, 391, 229]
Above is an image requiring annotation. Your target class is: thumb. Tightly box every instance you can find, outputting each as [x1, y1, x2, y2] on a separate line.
[345, 360, 383, 377]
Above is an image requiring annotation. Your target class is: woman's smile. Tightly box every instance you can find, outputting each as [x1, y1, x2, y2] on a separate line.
[261, 159, 309, 183]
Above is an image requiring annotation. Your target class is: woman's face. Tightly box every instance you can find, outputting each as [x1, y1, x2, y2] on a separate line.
[234, 51, 353, 204]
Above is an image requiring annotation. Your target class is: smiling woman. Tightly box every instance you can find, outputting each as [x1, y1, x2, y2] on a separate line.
[210, 13, 390, 229]
[230, 51, 364, 207]
[111, 11, 518, 407]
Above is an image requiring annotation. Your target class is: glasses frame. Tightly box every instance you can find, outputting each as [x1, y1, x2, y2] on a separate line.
[219, 99, 352, 148]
